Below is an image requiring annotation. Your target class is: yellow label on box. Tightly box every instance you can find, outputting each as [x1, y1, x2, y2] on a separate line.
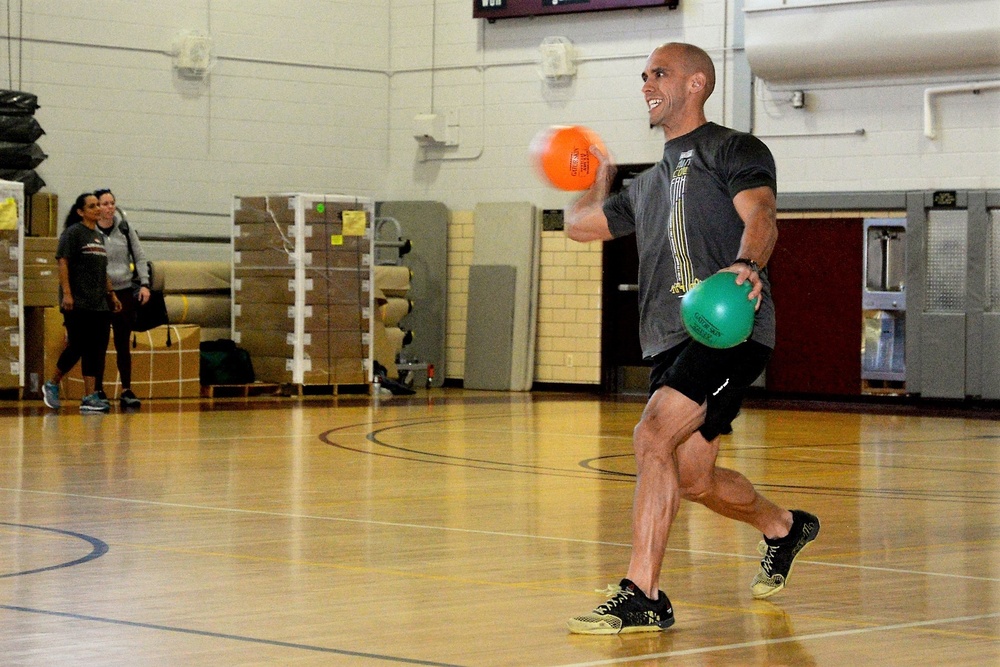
[0, 198, 17, 230]
[330, 235, 344, 246]
[342, 210, 366, 236]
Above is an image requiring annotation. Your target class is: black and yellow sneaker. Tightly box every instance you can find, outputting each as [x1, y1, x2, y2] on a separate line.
[751, 509, 820, 599]
[567, 578, 674, 635]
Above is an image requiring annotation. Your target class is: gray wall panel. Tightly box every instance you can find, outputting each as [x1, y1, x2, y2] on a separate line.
[920, 314, 967, 399]
[472, 203, 540, 391]
[983, 314, 1000, 400]
[376, 201, 449, 387]
[464, 265, 516, 391]
[965, 192, 988, 397]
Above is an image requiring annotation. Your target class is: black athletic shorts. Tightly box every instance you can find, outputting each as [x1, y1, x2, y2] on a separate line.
[648, 339, 772, 441]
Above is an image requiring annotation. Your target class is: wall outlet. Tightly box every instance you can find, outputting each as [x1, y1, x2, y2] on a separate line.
[565, 354, 574, 367]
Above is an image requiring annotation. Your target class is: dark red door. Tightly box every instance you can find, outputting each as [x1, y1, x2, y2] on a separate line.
[766, 217, 864, 396]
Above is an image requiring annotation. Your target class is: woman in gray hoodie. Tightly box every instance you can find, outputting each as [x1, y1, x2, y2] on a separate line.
[94, 188, 150, 408]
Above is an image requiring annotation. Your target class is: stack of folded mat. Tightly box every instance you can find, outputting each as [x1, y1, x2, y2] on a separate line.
[374, 264, 413, 378]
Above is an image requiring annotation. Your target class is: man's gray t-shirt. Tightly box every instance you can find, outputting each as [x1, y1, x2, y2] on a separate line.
[603, 122, 777, 359]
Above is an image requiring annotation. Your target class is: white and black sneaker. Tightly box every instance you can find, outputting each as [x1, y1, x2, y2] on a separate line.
[567, 578, 674, 634]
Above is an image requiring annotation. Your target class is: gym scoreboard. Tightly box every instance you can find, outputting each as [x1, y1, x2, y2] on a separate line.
[474, 0, 679, 21]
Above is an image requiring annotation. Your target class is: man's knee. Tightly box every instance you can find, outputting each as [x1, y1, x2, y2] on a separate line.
[679, 468, 714, 501]
[634, 388, 704, 451]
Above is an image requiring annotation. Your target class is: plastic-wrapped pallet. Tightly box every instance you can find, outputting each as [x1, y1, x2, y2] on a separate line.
[0, 178, 24, 390]
[231, 194, 375, 386]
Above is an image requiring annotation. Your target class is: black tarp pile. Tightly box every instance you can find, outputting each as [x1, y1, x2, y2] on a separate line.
[0, 90, 46, 195]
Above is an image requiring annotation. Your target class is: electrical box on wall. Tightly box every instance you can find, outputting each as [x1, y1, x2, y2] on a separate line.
[413, 112, 459, 146]
[173, 32, 212, 78]
[413, 114, 447, 145]
[539, 38, 576, 79]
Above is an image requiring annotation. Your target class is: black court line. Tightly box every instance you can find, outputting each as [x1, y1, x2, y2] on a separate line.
[0, 522, 109, 578]
[322, 413, 1000, 504]
[581, 454, 1000, 505]
[0, 604, 465, 667]
[320, 414, 617, 480]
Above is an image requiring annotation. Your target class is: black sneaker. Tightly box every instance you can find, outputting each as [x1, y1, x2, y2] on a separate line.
[751, 510, 820, 599]
[567, 578, 674, 634]
[120, 389, 141, 409]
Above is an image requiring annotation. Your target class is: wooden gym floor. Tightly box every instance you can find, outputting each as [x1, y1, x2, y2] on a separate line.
[1, 388, 999, 666]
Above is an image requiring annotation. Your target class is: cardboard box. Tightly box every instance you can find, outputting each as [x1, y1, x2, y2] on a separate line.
[22, 237, 60, 306]
[234, 248, 296, 268]
[249, 355, 365, 385]
[22, 264, 58, 281]
[303, 269, 367, 305]
[232, 274, 297, 305]
[23, 236, 58, 264]
[233, 221, 294, 252]
[61, 323, 201, 400]
[302, 229, 368, 256]
[0, 297, 17, 327]
[235, 327, 365, 360]
[0, 237, 17, 274]
[233, 196, 295, 225]
[21, 270, 60, 307]
[28, 192, 58, 237]
[232, 303, 367, 335]
[0, 324, 19, 389]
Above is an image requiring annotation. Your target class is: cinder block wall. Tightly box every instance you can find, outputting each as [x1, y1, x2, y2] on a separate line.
[445, 212, 602, 385]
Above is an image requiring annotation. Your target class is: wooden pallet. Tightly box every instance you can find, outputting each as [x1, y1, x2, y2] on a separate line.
[0, 387, 24, 401]
[201, 383, 282, 399]
[280, 383, 369, 397]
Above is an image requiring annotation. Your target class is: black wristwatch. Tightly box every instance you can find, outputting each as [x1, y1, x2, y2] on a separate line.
[733, 257, 760, 274]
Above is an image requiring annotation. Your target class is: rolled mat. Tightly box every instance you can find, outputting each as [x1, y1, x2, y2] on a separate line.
[383, 297, 412, 326]
[383, 326, 412, 354]
[374, 265, 411, 297]
[165, 294, 231, 328]
[151, 261, 231, 293]
[199, 327, 232, 342]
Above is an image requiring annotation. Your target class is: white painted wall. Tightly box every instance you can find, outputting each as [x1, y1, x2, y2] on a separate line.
[389, 0, 999, 206]
[1, 0, 997, 246]
[3, 0, 390, 245]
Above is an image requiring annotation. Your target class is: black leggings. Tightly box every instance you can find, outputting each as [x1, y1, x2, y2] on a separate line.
[57, 309, 112, 379]
[96, 287, 138, 392]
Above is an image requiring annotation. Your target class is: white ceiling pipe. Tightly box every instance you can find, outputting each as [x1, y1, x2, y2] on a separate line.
[924, 81, 1000, 140]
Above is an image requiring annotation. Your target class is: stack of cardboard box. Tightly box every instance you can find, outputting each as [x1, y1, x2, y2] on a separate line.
[0, 180, 23, 390]
[27, 191, 57, 236]
[232, 194, 375, 387]
[21, 236, 58, 307]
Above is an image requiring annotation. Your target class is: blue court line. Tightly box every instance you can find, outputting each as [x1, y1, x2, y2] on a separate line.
[0, 604, 466, 666]
[0, 522, 109, 578]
